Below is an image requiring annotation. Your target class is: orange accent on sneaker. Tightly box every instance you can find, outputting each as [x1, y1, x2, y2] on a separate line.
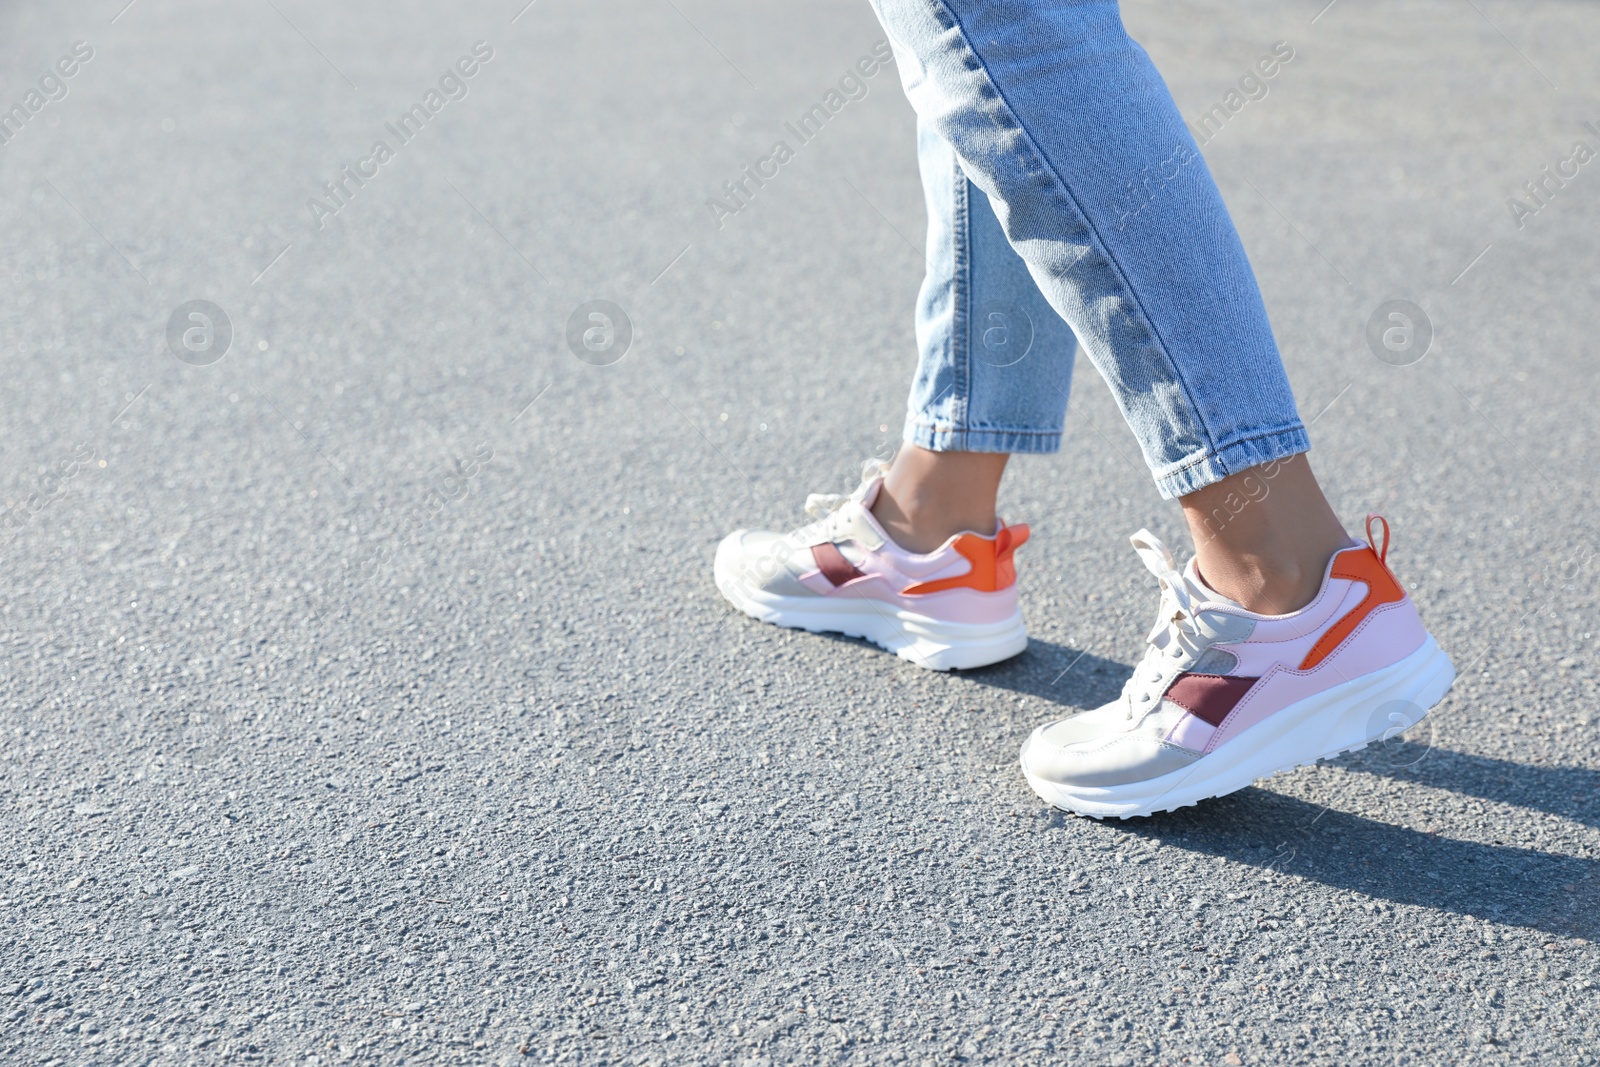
[900, 524, 1030, 595]
[1298, 544, 1405, 671]
[1365, 513, 1391, 564]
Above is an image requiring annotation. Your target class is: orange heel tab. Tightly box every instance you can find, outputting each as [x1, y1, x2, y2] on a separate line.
[1365, 513, 1391, 564]
[901, 522, 1028, 595]
[992, 522, 1029, 590]
[999, 522, 1030, 553]
[1298, 524, 1406, 671]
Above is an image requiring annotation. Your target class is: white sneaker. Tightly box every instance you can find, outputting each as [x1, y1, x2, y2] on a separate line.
[714, 461, 1030, 670]
[1020, 517, 1455, 817]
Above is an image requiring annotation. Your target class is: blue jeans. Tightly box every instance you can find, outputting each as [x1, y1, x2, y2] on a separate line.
[881, 0, 1309, 499]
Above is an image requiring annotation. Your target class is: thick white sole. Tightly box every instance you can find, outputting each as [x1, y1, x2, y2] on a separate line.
[1022, 636, 1456, 818]
[715, 570, 1027, 671]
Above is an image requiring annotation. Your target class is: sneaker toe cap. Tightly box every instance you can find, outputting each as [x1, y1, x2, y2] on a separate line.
[715, 529, 814, 597]
[1021, 716, 1200, 789]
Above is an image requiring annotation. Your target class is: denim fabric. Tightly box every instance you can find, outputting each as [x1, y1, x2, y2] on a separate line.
[906, 116, 1079, 455]
[880, 0, 1309, 498]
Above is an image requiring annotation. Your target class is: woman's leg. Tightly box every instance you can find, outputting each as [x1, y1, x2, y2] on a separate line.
[872, 116, 1076, 553]
[866, 0, 1347, 609]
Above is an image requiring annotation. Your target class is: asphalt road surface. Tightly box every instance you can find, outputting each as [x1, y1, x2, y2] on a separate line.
[2, 0, 1597, 1063]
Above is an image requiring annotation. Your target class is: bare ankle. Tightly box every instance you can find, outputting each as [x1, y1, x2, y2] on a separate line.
[1198, 556, 1323, 615]
[870, 446, 1008, 554]
[870, 488, 992, 553]
[1181, 455, 1349, 615]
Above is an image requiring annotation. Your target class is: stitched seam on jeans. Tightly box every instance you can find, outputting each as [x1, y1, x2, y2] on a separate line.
[953, 142, 971, 433]
[912, 420, 1062, 437]
[926, 0, 1222, 458]
[1156, 423, 1308, 480]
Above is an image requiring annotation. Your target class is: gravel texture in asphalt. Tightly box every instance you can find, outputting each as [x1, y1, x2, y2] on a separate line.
[1, 0, 1597, 1063]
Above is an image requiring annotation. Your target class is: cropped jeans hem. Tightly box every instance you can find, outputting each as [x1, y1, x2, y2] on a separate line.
[905, 419, 1063, 456]
[1153, 424, 1310, 500]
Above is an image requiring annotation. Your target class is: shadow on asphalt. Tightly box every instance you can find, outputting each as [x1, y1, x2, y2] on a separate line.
[1103, 783, 1600, 942]
[963, 646, 1600, 942]
[808, 633, 1132, 710]
[956, 637, 1132, 711]
[1338, 740, 1600, 831]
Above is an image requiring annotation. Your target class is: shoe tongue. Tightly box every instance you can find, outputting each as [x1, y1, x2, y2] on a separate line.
[856, 475, 884, 509]
[1184, 558, 1243, 610]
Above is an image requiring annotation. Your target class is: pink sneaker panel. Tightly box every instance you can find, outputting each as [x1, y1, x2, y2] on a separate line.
[796, 569, 833, 596]
[1165, 712, 1217, 752]
[1220, 579, 1365, 676]
[825, 575, 1022, 625]
[847, 543, 975, 586]
[1202, 598, 1428, 754]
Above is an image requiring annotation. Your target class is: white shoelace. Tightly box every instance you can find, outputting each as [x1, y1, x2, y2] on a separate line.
[798, 457, 890, 540]
[1120, 530, 1213, 719]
